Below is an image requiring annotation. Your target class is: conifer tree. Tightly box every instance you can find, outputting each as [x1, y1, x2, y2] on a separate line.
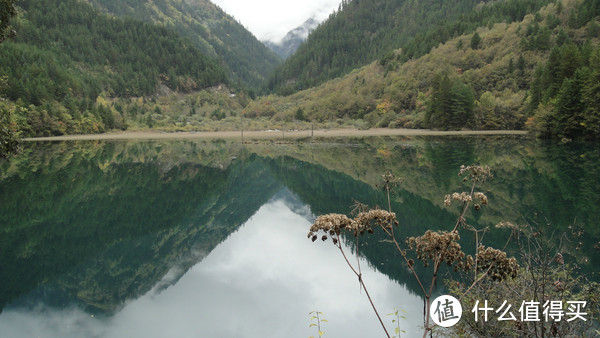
[470, 32, 481, 49]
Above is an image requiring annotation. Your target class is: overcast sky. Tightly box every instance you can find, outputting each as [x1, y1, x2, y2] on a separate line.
[211, 0, 342, 42]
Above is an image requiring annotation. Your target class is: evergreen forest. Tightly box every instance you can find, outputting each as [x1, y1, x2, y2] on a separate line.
[0, 0, 599, 143]
[81, 0, 281, 87]
[1, 0, 230, 136]
[249, 0, 600, 140]
[266, 0, 556, 94]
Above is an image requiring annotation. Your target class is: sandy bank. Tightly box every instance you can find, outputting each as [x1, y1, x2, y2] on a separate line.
[23, 128, 529, 141]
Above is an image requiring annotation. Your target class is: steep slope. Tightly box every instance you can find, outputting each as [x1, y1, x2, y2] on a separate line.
[82, 0, 282, 88]
[266, 0, 554, 95]
[0, 0, 228, 136]
[244, 0, 600, 138]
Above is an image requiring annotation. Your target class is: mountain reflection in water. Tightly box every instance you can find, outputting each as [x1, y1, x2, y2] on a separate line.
[0, 197, 423, 337]
[1, 136, 599, 337]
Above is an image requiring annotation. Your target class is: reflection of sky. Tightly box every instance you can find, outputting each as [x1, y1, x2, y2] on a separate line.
[0, 199, 424, 337]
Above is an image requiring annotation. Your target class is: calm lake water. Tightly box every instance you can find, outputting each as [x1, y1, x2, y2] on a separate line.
[0, 135, 598, 337]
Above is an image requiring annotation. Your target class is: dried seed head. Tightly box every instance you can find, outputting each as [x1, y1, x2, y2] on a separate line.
[406, 230, 471, 270]
[453, 192, 472, 203]
[310, 213, 355, 235]
[354, 209, 397, 232]
[473, 192, 488, 205]
[458, 165, 493, 183]
[475, 245, 519, 281]
[308, 209, 398, 245]
[379, 171, 405, 192]
[444, 194, 451, 207]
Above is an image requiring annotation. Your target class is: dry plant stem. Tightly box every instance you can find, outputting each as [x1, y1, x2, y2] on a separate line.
[355, 234, 362, 278]
[453, 182, 476, 232]
[382, 180, 432, 336]
[459, 265, 493, 300]
[386, 186, 392, 214]
[422, 256, 443, 337]
[381, 226, 427, 295]
[380, 214, 433, 336]
[423, 181, 477, 336]
[382, 186, 427, 293]
[474, 229, 479, 280]
[336, 236, 391, 338]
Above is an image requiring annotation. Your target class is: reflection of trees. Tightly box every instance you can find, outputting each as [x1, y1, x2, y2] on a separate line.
[422, 136, 475, 190]
[268, 155, 458, 296]
[1, 136, 599, 313]
[0, 143, 281, 313]
[529, 141, 600, 231]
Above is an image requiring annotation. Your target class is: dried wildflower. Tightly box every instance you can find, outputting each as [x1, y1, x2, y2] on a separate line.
[406, 230, 472, 271]
[354, 209, 398, 233]
[350, 200, 369, 216]
[451, 192, 472, 203]
[473, 192, 488, 205]
[458, 165, 493, 183]
[379, 171, 404, 192]
[308, 209, 398, 243]
[476, 245, 519, 281]
[456, 192, 471, 202]
[444, 194, 451, 207]
[308, 213, 355, 243]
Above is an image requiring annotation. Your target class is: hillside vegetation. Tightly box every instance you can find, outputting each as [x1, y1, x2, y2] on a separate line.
[81, 0, 281, 88]
[1, 0, 599, 140]
[266, 0, 556, 95]
[0, 0, 236, 136]
[247, 0, 600, 139]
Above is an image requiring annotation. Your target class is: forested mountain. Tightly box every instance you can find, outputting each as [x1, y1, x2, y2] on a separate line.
[81, 0, 281, 88]
[266, 0, 556, 95]
[245, 0, 600, 139]
[0, 0, 231, 136]
[2, 0, 599, 140]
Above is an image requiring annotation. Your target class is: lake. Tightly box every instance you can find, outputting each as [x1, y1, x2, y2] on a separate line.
[0, 135, 598, 337]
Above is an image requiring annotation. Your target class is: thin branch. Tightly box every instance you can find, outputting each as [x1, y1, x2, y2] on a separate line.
[381, 225, 427, 295]
[335, 235, 391, 338]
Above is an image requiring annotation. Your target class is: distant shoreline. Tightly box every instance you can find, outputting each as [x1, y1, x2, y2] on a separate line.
[23, 128, 529, 141]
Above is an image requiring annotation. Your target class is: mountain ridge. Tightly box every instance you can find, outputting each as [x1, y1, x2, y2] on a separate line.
[81, 0, 281, 87]
[263, 17, 320, 59]
[243, 0, 600, 139]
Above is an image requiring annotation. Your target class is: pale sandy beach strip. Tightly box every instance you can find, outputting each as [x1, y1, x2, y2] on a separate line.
[23, 128, 529, 141]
